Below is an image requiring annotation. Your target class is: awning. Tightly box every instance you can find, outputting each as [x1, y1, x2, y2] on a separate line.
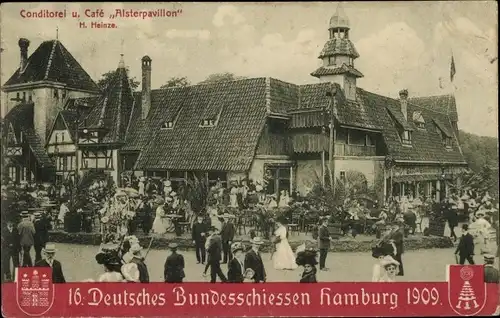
[390, 174, 453, 183]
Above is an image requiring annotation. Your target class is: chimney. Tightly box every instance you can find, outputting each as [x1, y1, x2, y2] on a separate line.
[18, 38, 30, 73]
[141, 55, 152, 120]
[399, 89, 408, 121]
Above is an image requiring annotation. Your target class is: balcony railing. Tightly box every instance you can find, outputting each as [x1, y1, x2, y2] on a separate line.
[334, 143, 376, 156]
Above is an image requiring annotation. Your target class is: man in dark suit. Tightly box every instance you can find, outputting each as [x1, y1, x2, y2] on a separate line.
[164, 243, 185, 283]
[227, 242, 245, 283]
[390, 223, 405, 276]
[33, 212, 51, 264]
[35, 243, 66, 283]
[318, 217, 333, 271]
[455, 224, 475, 265]
[220, 215, 235, 264]
[244, 237, 266, 283]
[18, 211, 35, 267]
[483, 254, 499, 283]
[1, 220, 20, 282]
[206, 227, 227, 283]
[192, 215, 208, 264]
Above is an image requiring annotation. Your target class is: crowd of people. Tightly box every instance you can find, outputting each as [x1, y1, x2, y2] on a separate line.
[2, 175, 499, 285]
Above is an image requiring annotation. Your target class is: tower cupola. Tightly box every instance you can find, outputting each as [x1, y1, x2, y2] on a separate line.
[311, 3, 363, 101]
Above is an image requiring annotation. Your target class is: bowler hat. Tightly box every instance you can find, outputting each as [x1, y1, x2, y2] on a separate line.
[20, 211, 29, 217]
[34, 212, 42, 219]
[484, 254, 495, 262]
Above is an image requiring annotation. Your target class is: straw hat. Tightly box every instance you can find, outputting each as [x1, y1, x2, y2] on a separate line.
[168, 243, 178, 249]
[250, 237, 264, 245]
[33, 212, 42, 219]
[484, 254, 495, 263]
[380, 255, 399, 267]
[475, 210, 486, 217]
[43, 243, 57, 254]
[129, 243, 144, 258]
[20, 211, 29, 218]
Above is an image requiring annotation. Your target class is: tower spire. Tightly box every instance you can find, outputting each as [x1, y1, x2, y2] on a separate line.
[118, 39, 125, 68]
[56, 26, 59, 40]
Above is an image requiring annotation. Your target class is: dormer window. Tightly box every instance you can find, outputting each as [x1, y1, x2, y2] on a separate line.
[413, 111, 426, 129]
[201, 118, 216, 127]
[328, 56, 336, 66]
[444, 137, 452, 149]
[401, 130, 412, 145]
[161, 121, 174, 129]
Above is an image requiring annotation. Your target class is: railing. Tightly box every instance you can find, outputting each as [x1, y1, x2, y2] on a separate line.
[334, 143, 377, 156]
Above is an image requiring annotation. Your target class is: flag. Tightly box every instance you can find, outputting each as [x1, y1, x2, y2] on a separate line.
[450, 54, 456, 82]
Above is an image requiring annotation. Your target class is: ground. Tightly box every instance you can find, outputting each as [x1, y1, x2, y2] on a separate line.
[18, 243, 497, 283]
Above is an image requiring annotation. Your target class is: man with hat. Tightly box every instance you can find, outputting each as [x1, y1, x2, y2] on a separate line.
[220, 214, 236, 264]
[33, 211, 51, 264]
[455, 224, 475, 265]
[17, 211, 35, 267]
[318, 217, 334, 271]
[127, 243, 150, 283]
[164, 243, 185, 283]
[192, 214, 209, 264]
[1, 220, 20, 282]
[205, 226, 227, 283]
[483, 254, 499, 283]
[227, 242, 245, 283]
[244, 237, 266, 283]
[36, 243, 66, 283]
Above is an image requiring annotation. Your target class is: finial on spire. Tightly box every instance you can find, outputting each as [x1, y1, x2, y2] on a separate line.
[118, 53, 125, 68]
[56, 26, 59, 40]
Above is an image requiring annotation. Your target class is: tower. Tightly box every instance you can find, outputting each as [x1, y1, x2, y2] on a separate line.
[311, 3, 363, 100]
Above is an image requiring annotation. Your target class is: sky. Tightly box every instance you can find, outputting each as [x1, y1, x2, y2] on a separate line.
[1, 2, 498, 137]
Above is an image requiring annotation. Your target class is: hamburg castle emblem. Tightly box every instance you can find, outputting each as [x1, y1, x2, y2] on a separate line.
[16, 268, 54, 316]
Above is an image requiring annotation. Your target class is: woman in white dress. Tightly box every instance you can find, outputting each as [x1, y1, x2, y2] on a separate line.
[152, 203, 167, 234]
[470, 210, 492, 255]
[272, 218, 298, 270]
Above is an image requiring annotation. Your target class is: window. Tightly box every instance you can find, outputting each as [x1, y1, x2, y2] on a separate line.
[401, 130, 412, 145]
[16, 92, 20, 100]
[264, 166, 291, 197]
[169, 171, 186, 191]
[53, 89, 58, 98]
[349, 129, 365, 145]
[444, 137, 452, 148]
[28, 94, 32, 102]
[340, 171, 346, 182]
[208, 171, 227, 188]
[8, 166, 16, 181]
[413, 112, 426, 129]
[328, 56, 336, 66]
[161, 121, 174, 129]
[62, 90, 67, 99]
[19, 131, 23, 143]
[22, 92, 26, 101]
[201, 118, 216, 127]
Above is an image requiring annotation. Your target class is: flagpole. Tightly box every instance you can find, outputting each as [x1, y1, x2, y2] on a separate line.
[447, 52, 463, 157]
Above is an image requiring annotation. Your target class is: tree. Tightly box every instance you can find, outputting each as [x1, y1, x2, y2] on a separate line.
[160, 76, 191, 89]
[97, 70, 140, 91]
[198, 72, 246, 84]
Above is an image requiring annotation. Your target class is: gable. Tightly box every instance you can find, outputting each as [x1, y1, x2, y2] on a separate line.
[4, 40, 99, 92]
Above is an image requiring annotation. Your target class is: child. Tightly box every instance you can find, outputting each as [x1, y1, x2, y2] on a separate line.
[243, 268, 256, 283]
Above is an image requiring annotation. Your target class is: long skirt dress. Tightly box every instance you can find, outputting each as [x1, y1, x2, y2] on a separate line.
[273, 226, 298, 270]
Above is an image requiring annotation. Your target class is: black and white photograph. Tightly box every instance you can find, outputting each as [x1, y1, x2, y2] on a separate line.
[0, 1, 498, 287]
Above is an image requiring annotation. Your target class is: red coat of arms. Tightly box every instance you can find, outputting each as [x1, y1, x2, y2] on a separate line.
[447, 265, 487, 316]
[16, 267, 55, 316]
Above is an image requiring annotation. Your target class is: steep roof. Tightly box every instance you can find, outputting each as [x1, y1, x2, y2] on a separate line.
[80, 65, 135, 144]
[359, 89, 465, 163]
[4, 40, 99, 92]
[318, 38, 359, 59]
[4, 103, 54, 168]
[409, 95, 458, 121]
[133, 78, 269, 171]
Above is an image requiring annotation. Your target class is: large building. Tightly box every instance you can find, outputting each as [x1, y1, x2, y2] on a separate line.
[2, 7, 468, 202]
